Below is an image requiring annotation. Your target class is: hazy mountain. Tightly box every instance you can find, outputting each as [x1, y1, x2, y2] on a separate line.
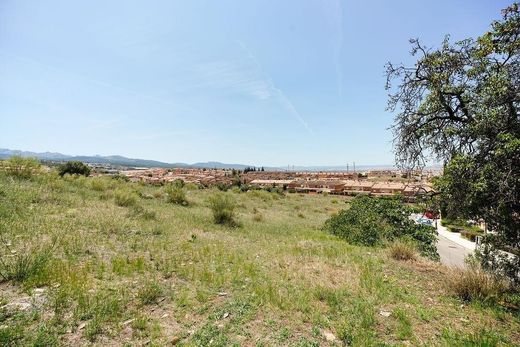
[0, 148, 251, 169]
[0, 148, 423, 171]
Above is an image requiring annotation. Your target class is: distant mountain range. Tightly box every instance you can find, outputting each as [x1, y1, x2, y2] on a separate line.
[0, 148, 405, 171]
[0, 148, 253, 169]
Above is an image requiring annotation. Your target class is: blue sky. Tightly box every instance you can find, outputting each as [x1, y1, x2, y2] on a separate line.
[0, 0, 510, 166]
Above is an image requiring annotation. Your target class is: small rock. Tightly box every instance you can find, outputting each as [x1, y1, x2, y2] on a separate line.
[379, 310, 391, 317]
[171, 336, 181, 345]
[33, 288, 45, 295]
[161, 313, 169, 319]
[78, 322, 86, 330]
[460, 318, 469, 323]
[222, 312, 229, 319]
[218, 292, 228, 297]
[323, 331, 336, 341]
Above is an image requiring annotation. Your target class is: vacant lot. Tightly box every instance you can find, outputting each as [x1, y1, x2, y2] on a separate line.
[0, 173, 518, 346]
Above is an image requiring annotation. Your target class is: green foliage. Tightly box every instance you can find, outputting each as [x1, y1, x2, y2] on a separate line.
[90, 177, 108, 191]
[0, 243, 54, 286]
[387, 4, 520, 283]
[114, 190, 138, 207]
[164, 184, 188, 205]
[57, 161, 91, 177]
[111, 173, 130, 182]
[324, 196, 438, 260]
[1, 156, 41, 179]
[208, 192, 238, 226]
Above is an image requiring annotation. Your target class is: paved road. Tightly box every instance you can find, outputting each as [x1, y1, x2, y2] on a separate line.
[436, 234, 473, 268]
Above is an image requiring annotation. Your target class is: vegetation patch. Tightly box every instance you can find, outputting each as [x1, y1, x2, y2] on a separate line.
[324, 196, 438, 260]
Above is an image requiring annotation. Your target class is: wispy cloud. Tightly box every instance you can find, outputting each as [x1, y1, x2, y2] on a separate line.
[190, 41, 313, 134]
[194, 60, 272, 100]
[236, 41, 313, 135]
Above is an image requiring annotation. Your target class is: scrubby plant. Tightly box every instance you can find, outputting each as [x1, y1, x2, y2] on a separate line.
[114, 190, 138, 207]
[388, 240, 417, 261]
[137, 281, 163, 305]
[57, 161, 91, 177]
[90, 178, 107, 191]
[185, 182, 199, 190]
[172, 178, 185, 188]
[252, 207, 264, 222]
[1, 156, 41, 179]
[129, 205, 157, 220]
[111, 173, 130, 182]
[447, 261, 510, 303]
[208, 192, 238, 226]
[164, 184, 188, 205]
[216, 182, 230, 191]
[324, 195, 438, 260]
[0, 241, 54, 285]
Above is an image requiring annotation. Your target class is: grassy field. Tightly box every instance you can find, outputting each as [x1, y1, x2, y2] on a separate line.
[0, 173, 519, 346]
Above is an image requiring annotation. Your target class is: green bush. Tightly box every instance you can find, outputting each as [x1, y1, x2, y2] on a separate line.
[90, 178, 107, 191]
[208, 192, 238, 226]
[0, 244, 53, 285]
[172, 179, 185, 188]
[324, 196, 439, 260]
[114, 190, 138, 207]
[57, 161, 91, 177]
[1, 156, 41, 179]
[164, 184, 188, 205]
[111, 174, 129, 182]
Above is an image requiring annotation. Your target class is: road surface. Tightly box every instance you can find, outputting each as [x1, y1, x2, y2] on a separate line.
[436, 234, 473, 268]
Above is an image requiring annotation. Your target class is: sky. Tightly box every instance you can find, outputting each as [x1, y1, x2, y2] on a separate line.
[0, 0, 512, 166]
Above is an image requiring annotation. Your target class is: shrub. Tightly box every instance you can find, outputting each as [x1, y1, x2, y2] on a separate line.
[0, 243, 53, 285]
[172, 179, 185, 188]
[1, 156, 41, 179]
[114, 190, 138, 207]
[208, 192, 238, 226]
[252, 208, 264, 222]
[164, 184, 188, 205]
[90, 178, 107, 191]
[111, 174, 129, 182]
[216, 182, 230, 191]
[185, 182, 199, 190]
[447, 262, 510, 303]
[389, 240, 417, 261]
[57, 161, 91, 177]
[324, 196, 439, 260]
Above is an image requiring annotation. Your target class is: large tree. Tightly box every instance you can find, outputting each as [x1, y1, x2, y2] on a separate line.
[386, 4, 519, 283]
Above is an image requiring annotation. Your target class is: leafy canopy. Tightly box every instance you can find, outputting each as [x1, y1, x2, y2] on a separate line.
[386, 4, 519, 282]
[57, 161, 91, 177]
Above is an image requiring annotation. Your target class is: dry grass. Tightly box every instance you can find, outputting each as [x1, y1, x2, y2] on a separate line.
[447, 263, 510, 303]
[0, 172, 518, 346]
[388, 240, 417, 261]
